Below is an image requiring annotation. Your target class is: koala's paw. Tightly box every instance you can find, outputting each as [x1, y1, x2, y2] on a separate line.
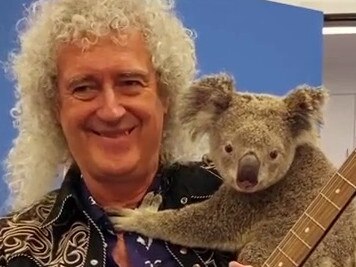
[139, 191, 163, 211]
[108, 208, 145, 232]
[106, 192, 163, 234]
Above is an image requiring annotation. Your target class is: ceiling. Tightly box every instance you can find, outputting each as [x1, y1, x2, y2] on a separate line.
[269, 0, 356, 14]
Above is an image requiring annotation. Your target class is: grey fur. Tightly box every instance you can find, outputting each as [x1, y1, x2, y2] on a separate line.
[109, 73, 356, 267]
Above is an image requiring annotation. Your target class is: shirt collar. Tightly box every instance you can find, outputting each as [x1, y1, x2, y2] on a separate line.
[41, 163, 170, 228]
[40, 164, 83, 228]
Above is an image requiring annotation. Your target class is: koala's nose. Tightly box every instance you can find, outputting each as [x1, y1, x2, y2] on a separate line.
[237, 153, 260, 189]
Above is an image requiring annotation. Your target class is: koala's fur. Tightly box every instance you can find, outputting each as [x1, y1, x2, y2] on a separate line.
[109, 74, 356, 267]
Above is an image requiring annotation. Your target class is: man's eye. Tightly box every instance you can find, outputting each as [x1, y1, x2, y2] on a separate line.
[121, 80, 144, 87]
[72, 85, 97, 100]
[73, 85, 92, 92]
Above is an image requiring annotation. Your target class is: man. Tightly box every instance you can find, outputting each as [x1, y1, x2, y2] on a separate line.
[0, 0, 250, 266]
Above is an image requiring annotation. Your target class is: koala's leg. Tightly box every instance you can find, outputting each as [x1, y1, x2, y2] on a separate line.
[109, 197, 241, 251]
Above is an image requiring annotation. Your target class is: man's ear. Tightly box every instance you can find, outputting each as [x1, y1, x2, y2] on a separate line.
[284, 85, 328, 136]
[179, 73, 235, 140]
[162, 96, 170, 114]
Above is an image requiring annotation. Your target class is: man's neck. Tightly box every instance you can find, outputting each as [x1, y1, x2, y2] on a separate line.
[81, 165, 158, 209]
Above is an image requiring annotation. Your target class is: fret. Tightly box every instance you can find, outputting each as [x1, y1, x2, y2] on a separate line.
[263, 251, 299, 267]
[319, 192, 341, 210]
[320, 172, 356, 209]
[339, 149, 356, 168]
[338, 151, 356, 185]
[263, 149, 356, 267]
[290, 230, 312, 249]
[335, 172, 356, 190]
[304, 212, 326, 231]
[277, 247, 298, 266]
[277, 231, 311, 265]
[288, 213, 324, 248]
[305, 194, 339, 229]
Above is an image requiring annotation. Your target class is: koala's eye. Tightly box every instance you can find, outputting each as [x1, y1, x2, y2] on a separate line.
[269, 150, 279, 160]
[224, 144, 233, 153]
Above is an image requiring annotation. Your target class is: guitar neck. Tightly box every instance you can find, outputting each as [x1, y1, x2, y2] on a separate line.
[262, 150, 356, 267]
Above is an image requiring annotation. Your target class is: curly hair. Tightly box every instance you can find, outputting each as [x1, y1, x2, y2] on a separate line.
[4, 0, 197, 211]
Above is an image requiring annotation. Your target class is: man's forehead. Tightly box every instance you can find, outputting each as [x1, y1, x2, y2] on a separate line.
[55, 30, 155, 79]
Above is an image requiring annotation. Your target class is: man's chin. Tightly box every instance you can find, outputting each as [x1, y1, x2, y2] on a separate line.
[92, 159, 140, 179]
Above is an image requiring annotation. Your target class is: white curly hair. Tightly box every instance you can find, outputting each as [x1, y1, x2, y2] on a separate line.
[4, 0, 198, 211]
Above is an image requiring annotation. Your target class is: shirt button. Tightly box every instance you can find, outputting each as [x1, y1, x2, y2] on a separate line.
[192, 264, 201, 267]
[90, 259, 98, 266]
[180, 247, 188, 254]
[180, 197, 188, 205]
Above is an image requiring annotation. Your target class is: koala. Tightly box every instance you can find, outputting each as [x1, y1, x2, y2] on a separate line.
[108, 74, 356, 267]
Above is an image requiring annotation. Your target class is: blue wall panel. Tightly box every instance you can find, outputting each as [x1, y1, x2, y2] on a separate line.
[176, 0, 323, 94]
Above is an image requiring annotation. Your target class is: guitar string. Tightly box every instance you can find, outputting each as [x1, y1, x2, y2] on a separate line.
[285, 151, 356, 265]
[265, 168, 341, 266]
[264, 150, 356, 267]
[267, 151, 356, 266]
[271, 151, 356, 266]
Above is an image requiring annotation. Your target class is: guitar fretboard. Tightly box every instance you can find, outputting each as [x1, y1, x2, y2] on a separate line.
[262, 150, 356, 267]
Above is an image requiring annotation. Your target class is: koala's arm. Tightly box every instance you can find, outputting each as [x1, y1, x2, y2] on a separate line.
[109, 193, 242, 251]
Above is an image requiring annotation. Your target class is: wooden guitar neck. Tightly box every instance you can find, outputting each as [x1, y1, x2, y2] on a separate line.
[262, 150, 356, 267]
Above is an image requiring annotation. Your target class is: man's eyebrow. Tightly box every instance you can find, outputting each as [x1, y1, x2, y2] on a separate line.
[116, 71, 151, 82]
[67, 75, 97, 87]
[65, 70, 152, 87]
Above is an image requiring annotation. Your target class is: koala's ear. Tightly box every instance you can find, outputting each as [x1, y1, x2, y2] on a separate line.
[284, 85, 328, 135]
[179, 73, 234, 140]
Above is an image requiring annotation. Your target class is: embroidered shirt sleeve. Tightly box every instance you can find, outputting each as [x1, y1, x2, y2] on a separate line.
[0, 219, 7, 266]
[0, 246, 5, 266]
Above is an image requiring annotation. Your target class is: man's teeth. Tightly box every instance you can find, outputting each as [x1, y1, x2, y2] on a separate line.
[96, 130, 131, 136]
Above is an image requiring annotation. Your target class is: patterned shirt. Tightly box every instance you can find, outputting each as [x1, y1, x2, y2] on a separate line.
[78, 172, 177, 267]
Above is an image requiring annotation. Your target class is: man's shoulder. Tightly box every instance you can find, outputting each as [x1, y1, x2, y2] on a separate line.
[0, 191, 59, 261]
[171, 160, 221, 184]
[0, 190, 58, 229]
[162, 159, 223, 205]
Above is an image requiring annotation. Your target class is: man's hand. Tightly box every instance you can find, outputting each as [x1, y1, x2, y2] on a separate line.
[229, 261, 253, 267]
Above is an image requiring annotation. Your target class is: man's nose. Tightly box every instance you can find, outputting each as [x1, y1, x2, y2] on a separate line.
[96, 87, 126, 122]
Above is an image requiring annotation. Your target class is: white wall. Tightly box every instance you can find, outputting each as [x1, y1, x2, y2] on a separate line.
[319, 34, 356, 167]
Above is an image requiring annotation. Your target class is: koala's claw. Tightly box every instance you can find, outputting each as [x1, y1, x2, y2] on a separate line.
[140, 191, 162, 211]
[107, 192, 162, 233]
[109, 208, 137, 231]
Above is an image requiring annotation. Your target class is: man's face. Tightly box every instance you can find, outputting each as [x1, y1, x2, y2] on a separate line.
[56, 31, 168, 181]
